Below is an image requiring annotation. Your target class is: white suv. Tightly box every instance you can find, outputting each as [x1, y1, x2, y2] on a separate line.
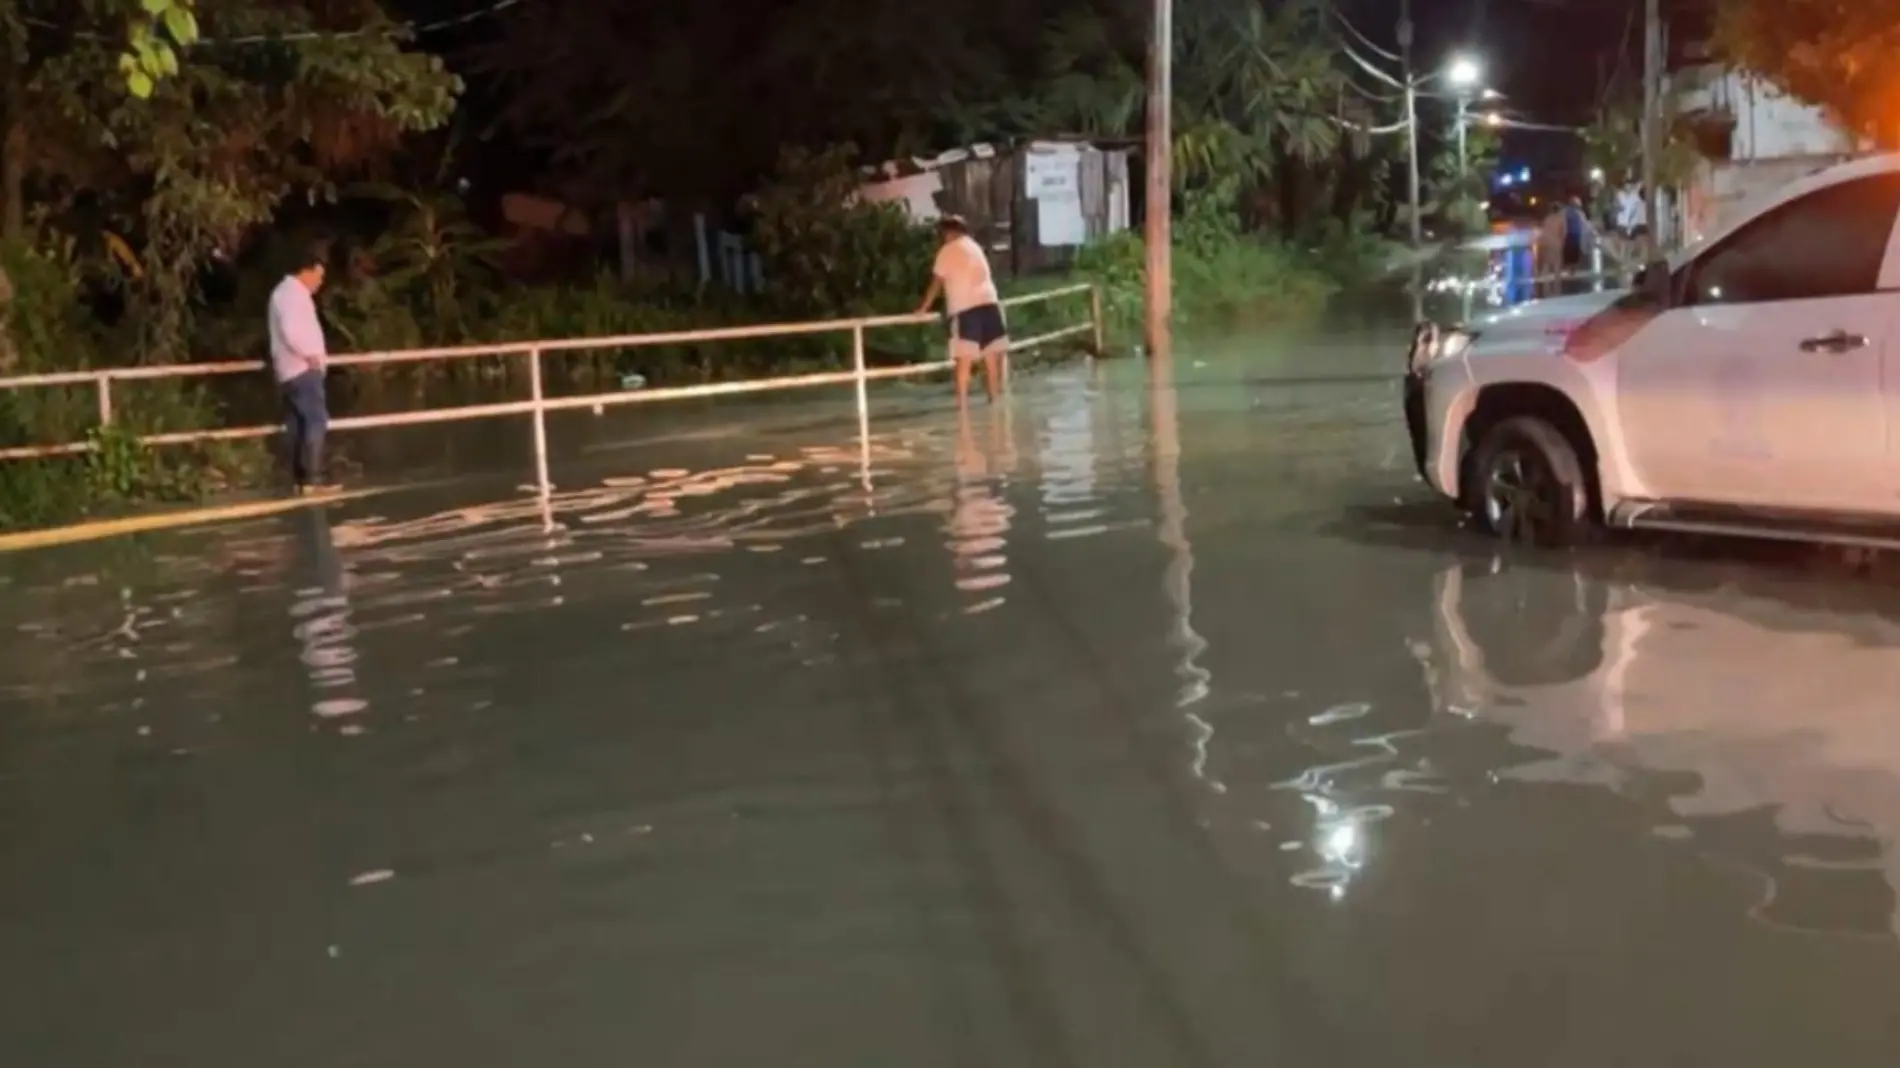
[1405, 154, 1900, 549]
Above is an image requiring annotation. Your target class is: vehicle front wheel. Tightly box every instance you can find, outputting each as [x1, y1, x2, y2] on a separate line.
[1464, 416, 1594, 548]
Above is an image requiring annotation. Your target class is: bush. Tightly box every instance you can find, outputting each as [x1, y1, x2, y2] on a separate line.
[747, 144, 937, 320]
[0, 239, 251, 532]
[1070, 183, 1341, 339]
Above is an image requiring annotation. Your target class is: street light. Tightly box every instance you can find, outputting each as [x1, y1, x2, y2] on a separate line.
[1445, 54, 1488, 222]
[1446, 55, 1482, 89]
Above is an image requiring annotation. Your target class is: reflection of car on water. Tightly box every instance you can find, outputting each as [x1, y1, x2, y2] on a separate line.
[1423, 556, 1900, 937]
[1404, 154, 1900, 551]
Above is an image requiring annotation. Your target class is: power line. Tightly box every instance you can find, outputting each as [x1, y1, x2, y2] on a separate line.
[1330, 9, 1400, 64]
[30, 0, 521, 48]
[198, 0, 522, 46]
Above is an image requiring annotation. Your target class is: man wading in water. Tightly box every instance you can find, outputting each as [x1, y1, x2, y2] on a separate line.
[916, 215, 1008, 406]
[268, 244, 338, 495]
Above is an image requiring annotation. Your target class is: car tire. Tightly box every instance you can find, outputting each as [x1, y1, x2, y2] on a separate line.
[1464, 416, 1594, 548]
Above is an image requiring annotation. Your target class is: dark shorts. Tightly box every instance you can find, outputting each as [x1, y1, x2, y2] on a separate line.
[951, 303, 1008, 353]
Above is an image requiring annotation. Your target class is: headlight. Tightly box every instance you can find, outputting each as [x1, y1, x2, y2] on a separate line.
[1407, 324, 1479, 373]
[1436, 328, 1476, 361]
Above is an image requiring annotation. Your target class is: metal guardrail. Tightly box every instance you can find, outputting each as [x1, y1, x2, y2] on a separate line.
[0, 283, 1104, 499]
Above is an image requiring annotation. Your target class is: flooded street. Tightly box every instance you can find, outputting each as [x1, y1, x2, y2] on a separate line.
[6, 316, 1900, 1065]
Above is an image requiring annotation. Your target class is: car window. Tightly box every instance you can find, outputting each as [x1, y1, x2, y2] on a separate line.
[1681, 173, 1900, 306]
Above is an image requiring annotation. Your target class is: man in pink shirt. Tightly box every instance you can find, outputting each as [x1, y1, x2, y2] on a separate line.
[267, 245, 335, 494]
[916, 216, 1008, 406]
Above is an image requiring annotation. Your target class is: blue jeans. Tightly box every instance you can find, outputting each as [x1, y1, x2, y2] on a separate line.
[280, 370, 328, 485]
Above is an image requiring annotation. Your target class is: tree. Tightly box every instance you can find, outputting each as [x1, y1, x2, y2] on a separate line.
[1711, 0, 1897, 144]
[119, 0, 198, 97]
[939, 0, 1381, 234]
[7, 0, 460, 355]
[468, 0, 1044, 208]
[1424, 122, 1499, 233]
[1582, 92, 1699, 190]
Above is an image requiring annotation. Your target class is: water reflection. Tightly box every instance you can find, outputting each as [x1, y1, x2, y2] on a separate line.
[1147, 356, 1214, 788]
[1425, 556, 1900, 939]
[945, 404, 1016, 613]
[291, 507, 368, 722]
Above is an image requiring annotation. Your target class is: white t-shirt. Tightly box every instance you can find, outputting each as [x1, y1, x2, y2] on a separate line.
[268, 275, 327, 383]
[933, 235, 999, 315]
[1616, 187, 1646, 230]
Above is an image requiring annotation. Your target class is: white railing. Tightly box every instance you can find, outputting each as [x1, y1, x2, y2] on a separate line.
[0, 283, 1105, 498]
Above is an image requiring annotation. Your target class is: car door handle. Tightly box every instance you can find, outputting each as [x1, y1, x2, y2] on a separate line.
[1799, 330, 1869, 353]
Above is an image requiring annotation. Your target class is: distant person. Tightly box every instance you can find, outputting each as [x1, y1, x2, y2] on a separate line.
[268, 244, 336, 494]
[916, 215, 1007, 407]
[1616, 181, 1648, 241]
[1535, 195, 1598, 296]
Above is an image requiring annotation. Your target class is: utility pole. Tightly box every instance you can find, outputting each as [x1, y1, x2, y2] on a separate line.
[1456, 97, 1468, 176]
[1641, 0, 1661, 253]
[1144, 0, 1172, 358]
[1399, 0, 1421, 250]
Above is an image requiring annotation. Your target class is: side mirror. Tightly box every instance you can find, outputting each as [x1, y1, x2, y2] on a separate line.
[1636, 257, 1671, 306]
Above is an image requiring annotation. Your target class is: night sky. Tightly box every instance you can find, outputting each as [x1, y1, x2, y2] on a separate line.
[1341, 0, 1658, 180]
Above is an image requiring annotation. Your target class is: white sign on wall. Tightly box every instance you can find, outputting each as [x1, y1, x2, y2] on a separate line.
[1024, 148, 1080, 198]
[1037, 192, 1086, 246]
[1025, 147, 1085, 246]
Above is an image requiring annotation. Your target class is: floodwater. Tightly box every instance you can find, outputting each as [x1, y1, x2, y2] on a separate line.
[7, 317, 1900, 1065]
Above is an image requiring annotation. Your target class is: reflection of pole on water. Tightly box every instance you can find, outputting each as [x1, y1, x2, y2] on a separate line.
[1148, 353, 1214, 784]
[292, 507, 367, 721]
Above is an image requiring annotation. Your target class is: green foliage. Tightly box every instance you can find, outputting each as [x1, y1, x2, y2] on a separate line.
[342, 182, 510, 340]
[1425, 124, 1502, 233]
[1071, 181, 1340, 338]
[119, 0, 197, 97]
[470, 274, 778, 384]
[950, 0, 1366, 196]
[1712, 0, 1900, 145]
[0, 239, 242, 530]
[475, 0, 1394, 237]
[1583, 95, 1699, 190]
[747, 145, 936, 319]
[24, 0, 461, 354]
[467, 0, 1014, 203]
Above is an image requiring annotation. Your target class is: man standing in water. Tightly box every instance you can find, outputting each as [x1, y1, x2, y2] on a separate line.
[917, 215, 1007, 406]
[268, 244, 336, 494]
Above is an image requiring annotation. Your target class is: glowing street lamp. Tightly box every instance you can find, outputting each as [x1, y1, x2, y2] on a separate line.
[1444, 54, 1487, 198]
[1446, 55, 1482, 90]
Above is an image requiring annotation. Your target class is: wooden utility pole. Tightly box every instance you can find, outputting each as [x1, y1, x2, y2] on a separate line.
[1145, 0, 1172, 358]
[1641, 0, 1661, 251]
[1400, 0, 1420, 250]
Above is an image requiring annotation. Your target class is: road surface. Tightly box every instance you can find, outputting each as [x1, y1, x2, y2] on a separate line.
[4, 317, 1900, 1066]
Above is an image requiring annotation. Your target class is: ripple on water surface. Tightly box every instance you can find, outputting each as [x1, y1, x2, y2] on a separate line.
[11, 356, 1900, 1063]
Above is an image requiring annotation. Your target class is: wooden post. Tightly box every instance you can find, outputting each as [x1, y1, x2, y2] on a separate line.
[852, 324, 871, 491]
[1400, 1, 1421, 251]
[1144, 0, 1172, 359]
[527, 346, 551, 503]
[1642, 0, 1662, 253]
[1090, 285, 1106, 356]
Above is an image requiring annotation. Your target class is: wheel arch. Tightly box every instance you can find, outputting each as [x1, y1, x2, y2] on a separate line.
[1459, 383, 1604, 519]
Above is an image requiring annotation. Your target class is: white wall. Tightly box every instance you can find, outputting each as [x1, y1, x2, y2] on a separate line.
[1676, 66, 1856, 161]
